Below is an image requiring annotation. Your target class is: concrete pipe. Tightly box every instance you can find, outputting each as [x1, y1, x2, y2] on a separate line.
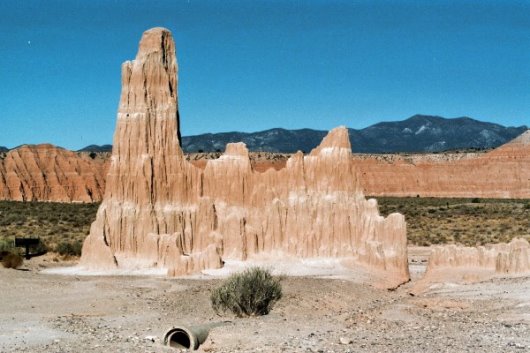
[163, 322, 227, 350]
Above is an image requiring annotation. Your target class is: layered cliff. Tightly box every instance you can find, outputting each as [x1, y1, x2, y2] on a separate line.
[356, 130, 530, 198]
[80, 28, 409, 288]
[0, 144, 107, 202]
[190, 132, 530, 198]
[1, 127, 528, 203]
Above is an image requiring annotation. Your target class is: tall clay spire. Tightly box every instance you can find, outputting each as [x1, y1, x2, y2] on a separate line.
[81, 28, 409, 289]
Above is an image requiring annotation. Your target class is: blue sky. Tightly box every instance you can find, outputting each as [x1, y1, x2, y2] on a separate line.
[1, 0, 529, 150]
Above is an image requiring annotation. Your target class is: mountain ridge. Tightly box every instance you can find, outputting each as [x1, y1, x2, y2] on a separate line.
[78, 144, 113, 153]
[77, 115, 528, 153]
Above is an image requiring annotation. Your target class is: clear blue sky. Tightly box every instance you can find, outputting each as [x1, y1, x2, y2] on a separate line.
[1, 0, 529, 150]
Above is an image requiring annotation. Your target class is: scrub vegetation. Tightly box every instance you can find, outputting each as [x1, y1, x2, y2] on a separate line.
[211, 267, 283, 317]
[0, 201, 98, 256]
[375, 197, 530, 246]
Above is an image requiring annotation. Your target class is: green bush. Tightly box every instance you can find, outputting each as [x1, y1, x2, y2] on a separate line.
[2, 253, 23, 269]
[210, 267, 282, 317]
[0, 237, 14, 252]
[471, 198, 481, 204]
[55, 240, 82, 257]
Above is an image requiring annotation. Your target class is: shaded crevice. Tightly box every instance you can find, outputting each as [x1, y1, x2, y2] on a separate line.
[176, 111, 182, 147]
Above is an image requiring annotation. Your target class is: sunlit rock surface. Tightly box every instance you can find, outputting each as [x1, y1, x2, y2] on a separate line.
[356, 130, 530, 198]
[412, 238, 530, 293]
[0, 144, 106, 202]
[80, 27, 409, 288]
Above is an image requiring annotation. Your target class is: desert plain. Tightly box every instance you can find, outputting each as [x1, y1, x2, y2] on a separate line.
[1, 26, 529, 353]
[1, 247, 529, 353]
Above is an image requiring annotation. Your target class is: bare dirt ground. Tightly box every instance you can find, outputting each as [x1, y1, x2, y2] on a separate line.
[1, 250, 529, 353]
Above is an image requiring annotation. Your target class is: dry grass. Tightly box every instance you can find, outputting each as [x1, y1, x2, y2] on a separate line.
[374, 197, 530, 246]
[0, 201, 99, 253]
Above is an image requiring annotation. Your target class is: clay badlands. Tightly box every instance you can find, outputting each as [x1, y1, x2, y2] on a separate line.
[1, 128, 528, 204]
[1, 28, 529, 353]
[77, 27, 529, 282]
[79, 27, 409, 289]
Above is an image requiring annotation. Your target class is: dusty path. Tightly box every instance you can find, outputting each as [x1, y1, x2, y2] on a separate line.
[0, 255, 529, 353]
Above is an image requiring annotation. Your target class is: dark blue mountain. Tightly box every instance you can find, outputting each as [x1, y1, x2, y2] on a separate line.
[182, 115, 528, 153]
[79, 115, 528, 154]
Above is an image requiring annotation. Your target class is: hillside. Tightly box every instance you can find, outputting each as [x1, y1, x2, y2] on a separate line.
[77, 144, 113, 153]
[356, 130, 530, 198]
[0, 144, 107, 202]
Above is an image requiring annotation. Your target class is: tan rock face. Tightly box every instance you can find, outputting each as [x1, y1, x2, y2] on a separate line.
[413, 238, 530, 292]
[80, 28, 409, 288]
[355, 130, 530, 198]
[0, 144, 107, 202]
[426, 238, 530, 275]
[0, 127, 527, 204]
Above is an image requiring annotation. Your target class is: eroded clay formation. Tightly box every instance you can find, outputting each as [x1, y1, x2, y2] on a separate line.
[355, 130, 530, 198]
[414, 238, 530, 290]
[1, 121, 527, 204]
[0, 144, 107, 202]
[80, 28, 409, 288]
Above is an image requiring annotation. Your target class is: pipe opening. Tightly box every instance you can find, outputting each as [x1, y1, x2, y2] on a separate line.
[164, 323, 229, 350]
[168, 329, 191, 349]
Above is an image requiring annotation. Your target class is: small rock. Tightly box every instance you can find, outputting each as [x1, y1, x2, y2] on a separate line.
[339, 337, 353, 345]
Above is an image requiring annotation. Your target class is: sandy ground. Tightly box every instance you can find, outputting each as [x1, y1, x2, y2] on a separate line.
[1, 250, 529, 353]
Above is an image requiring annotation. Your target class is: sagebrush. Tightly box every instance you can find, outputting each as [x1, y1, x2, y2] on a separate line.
[0, 237, 14, 253]
[2, 252, 23, 269]
[56, 240, 83, 257]
[210, 267, 282, 317]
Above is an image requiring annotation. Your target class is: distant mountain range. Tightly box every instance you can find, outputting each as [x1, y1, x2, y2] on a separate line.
[345, 115, 527, 153]
[78, 144, 113, 153]
[0, 146, 8, 153]
[79, 115, 528, 154]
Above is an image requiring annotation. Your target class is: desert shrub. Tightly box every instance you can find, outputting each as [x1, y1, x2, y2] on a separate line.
[0, 237, 14, 252]
[525, 203, 530, 210]
[2, 253, 23, 269]
[471, 198, 481, 204]
[55, 240, 82, 256]
[210, 267, 282, 317]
